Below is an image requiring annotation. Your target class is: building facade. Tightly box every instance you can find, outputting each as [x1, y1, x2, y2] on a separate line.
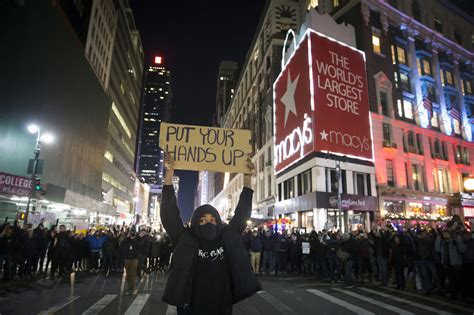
[136, 55, 172, 193]
[208, 0, 474, 230]
[325, 0, 474, 223]
[0, 0, 112, 225]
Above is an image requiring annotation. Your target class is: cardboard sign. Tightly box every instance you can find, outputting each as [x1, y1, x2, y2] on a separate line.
[274, 29, 372, 174]
[159, 123, 252, 174]
[0, 172, 32, 196]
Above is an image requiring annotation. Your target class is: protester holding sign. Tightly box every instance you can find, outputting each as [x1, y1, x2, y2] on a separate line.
[160, 153, 261, 315]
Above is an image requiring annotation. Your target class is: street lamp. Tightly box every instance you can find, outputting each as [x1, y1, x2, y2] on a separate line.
[24, 124, 54, 225]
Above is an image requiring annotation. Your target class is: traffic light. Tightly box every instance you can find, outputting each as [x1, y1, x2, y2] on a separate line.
[34, 177, 41, 191]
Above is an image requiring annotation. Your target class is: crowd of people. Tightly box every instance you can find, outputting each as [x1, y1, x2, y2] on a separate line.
[1, 215, 473, 301]
[243, 215, 474, 301]
[0, 219, 173, 286]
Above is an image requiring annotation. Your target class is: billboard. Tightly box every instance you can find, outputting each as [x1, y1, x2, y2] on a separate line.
[0, 172, 32, 197]
[274, 30, 372, 174]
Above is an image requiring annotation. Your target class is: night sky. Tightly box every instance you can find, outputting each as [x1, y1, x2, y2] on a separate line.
[130, 1, 266, 220]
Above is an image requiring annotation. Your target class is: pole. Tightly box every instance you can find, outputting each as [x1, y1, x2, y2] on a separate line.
[335, 161, 342, 232]
[24, 130, 41, 226]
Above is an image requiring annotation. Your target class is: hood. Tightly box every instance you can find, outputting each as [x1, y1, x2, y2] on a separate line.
[191, 204, 222, 237]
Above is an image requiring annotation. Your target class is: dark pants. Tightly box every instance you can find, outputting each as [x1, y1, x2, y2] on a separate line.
[261, 251, 275, 273]
[394, 263, 405, 289]
[328, 255, 338, 282]
[447, 266, 463, 298]
[90, 251, 100, 270]
[344, 259, 354, 286]
[277, 250, 288, 272]
[0, 254, 12, 280]
[377, 256, 388, 286]
[104, 253, 114, 271]
[419, 260, 441, 292]
[358, 256, 372, 282]
[138, 254, 149, 275]
[313, 259, 328, 278]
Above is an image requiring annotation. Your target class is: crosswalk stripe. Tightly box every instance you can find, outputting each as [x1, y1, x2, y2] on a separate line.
[333, 288, 414, 315]
[82, 294, 117, 315]
[257, 291, 296, 314]
[38, 296, 81, 315]
[165, 305, 177, 315]
[124, 293, 150, 315]
[358, 288, 453, 315]
[306, 289, 374, 315]
[381, 287, 474, 314]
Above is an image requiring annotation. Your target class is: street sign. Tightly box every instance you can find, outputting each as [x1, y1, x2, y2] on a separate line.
[27, 159, 44, 174]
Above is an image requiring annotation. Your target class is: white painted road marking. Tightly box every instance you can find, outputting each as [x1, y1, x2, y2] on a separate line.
[165, 304, 178, 315]
[257, 291, 296, 314]
[82, 294, 117, 315]
[359, 288, 453, 315]
[306, 289, 374, 315]
[333, 288, 414, 315]
[124, 293, 150, 315]
[38, 296, 80, 315]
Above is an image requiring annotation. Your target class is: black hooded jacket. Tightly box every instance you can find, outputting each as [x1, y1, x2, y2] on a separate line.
[160, 185, 261, 311]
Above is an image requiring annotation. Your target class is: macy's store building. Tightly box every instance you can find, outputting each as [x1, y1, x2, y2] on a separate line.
[273, 19, 377, 232]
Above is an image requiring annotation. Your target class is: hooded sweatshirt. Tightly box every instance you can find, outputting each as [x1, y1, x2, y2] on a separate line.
[190, 205, 232, 315]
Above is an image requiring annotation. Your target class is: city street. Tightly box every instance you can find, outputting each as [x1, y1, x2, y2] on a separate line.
[0, 272, 473, 315]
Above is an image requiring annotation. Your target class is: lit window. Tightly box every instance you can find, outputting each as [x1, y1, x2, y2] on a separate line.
[422, 59, 431, 76]
[404, 99, 414, 119]
[397, 47, 406, 65]
[431, 111, 439, 128]
[307, 0, 319, 10]
[104, 150, 114, 163]
[372, 32, 382, 54]
[111, 102, 131, 138]
[453, 119, 461, 135]
[391, 45, 396, 64]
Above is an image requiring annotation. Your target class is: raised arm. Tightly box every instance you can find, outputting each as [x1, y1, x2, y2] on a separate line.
[229, 157, 255, 234]
[160, 153, 184, 245]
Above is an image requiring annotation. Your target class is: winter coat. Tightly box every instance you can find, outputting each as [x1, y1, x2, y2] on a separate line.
[85, 235, 108, 251]
[435, 236, 466, 267]
[149, 239, 160, 258]
[160, 185, 261, 308]
[250, 236, 263, 252]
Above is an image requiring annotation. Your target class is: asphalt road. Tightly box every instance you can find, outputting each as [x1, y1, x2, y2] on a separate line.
[0, 271, 473, 315]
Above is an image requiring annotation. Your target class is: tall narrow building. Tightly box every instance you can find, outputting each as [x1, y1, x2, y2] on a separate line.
[215, 61, 238, 127]
[136, 55, 172, 193]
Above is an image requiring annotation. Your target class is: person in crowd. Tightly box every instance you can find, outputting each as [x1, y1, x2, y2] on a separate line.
[120, 230, 140, 295]
[288, 233, 302, 275]
[390, 234, 406, 290]
[276, 231, 289, 275]
[18, 228, 36, 278]
[301, 235, 311, 275]
[33, 223, 48, 273]
[85, 230, 108, 272]
[371, 226, 390, 286]
[149, 233, 161, 271]
[324, 232, 340, 283]
[357, 232, 372, 283]
[311, 231, 327, 279]
[103, 231, 117, 275]
[0, 226, 14, 280]
[160, 153, 260, 315]
[249, 230, 262, 274]
[261, 230, 276, 275]
[435, 229, 466, 300]
[137, 229, 151, 276]
[341, 233, 357, 289]
[462, 231, 474, 300]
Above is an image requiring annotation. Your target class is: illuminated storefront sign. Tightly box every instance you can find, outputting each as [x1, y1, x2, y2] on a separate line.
[274, 29, 372, 174]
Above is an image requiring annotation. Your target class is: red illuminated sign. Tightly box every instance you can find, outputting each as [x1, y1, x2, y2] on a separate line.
[274, 30, 372, 174]
[154, 56, 162, 64]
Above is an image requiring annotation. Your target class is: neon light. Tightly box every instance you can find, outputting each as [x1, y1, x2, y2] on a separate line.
[308, 32, 315, 111]
[154, 56, 162, 64]
[281, 29, 298, 69]
[275, 114, 313, 167]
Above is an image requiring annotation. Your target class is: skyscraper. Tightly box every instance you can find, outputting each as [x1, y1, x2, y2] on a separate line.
[215, 61, 238, 127]
[136, 55, 172, 193]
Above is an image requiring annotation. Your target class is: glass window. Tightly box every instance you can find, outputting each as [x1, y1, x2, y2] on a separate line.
[397, 46, 406, 65]
[418, 58, 432, 76]
[356, 173, 365, 195]
[329, 169, 338, 193]
[372, 30, 382, 54]
[391, 45, 396, 64]
[284, 178, 295, 199]
[380, 91, 389, 116]
[416, 134, 424, 154]
[298, 170, 312, 196]
[400, 72, 411, 91]
[383, 123, 391, 142]
[386, 160, 395, 187]
[412, 165, 421, 190]
[403, 99, 414, 119]
[431, 110, 439, 127]
[453, 119, 461, 135]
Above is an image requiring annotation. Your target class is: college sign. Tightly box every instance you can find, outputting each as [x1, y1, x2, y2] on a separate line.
[274, 30, 373, 174]
[0, 172, 32, 197]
